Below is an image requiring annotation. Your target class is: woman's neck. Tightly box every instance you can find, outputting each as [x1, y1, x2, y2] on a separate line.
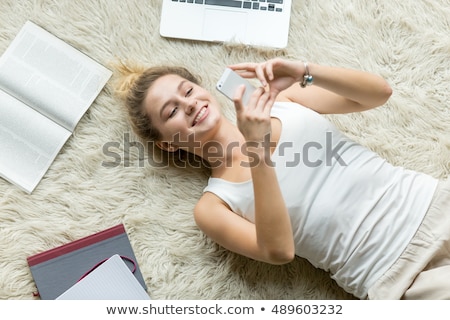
[201, 116, 282, 181]
[195, 117, 248, 177]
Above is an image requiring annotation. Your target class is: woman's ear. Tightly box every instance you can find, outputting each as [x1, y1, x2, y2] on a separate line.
[156, 141, 179, 152]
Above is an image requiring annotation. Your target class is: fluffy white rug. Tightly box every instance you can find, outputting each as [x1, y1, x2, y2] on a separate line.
[0, 0, 449, 300]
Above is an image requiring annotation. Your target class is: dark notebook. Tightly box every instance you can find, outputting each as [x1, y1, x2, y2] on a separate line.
[27, 224, 147, 300]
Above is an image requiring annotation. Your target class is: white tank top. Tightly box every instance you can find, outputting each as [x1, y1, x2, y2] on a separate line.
[204, 102, 438, 299]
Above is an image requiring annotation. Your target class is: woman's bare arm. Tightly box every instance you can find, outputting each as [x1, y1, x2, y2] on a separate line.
[195, 84, 295, 265]
[194, 191, 294, 265]
[230, 58, 393, 114]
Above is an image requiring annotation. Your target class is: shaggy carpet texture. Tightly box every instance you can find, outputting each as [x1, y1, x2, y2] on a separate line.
[0, 0, 449, 300]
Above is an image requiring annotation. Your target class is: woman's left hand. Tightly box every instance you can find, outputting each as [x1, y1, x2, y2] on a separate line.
[229, 58, 304, 101]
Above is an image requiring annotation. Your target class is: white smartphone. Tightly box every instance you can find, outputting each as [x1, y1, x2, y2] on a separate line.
[216, 68, 256, 106]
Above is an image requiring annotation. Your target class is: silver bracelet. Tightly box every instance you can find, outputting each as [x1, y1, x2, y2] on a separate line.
[300, 62, 314, 88]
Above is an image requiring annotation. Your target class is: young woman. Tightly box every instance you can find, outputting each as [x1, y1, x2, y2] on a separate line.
[114, 58, 450, 300]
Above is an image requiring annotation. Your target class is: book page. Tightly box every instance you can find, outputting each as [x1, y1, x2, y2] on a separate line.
[0, 21, 112, 132]
[0, 89, 71, 193]
[56, 255, 150, 300]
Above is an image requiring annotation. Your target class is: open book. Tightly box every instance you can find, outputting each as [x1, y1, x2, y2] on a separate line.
[0, 21, 112, 193]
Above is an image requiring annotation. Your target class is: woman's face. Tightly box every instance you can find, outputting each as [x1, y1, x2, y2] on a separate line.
[144, 74, 222, 152]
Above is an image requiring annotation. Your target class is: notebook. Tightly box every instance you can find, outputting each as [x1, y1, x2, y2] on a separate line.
[57, 255, 150, 300]
[27, 224, 147, 300]
[160, 0, 292, 48]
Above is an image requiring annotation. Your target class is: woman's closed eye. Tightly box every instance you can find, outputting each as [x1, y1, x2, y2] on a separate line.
[168, 106, 178, 118]
[167, 87, 192, 119]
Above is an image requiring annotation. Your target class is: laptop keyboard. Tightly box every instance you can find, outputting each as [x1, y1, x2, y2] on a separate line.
[171, 0, 285, 12]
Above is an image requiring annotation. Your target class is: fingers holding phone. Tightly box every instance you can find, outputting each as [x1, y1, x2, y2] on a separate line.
[229, 58, 302, 96]
[216, 68, 273, 142]
[216, 68, 256, 106]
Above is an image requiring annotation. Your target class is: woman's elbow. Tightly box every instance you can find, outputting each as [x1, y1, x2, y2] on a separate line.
[381, 82, 393, 104]
[374, 81, 393, 107]
[364, 82, 393, 110]
[266, 247, 296, 265]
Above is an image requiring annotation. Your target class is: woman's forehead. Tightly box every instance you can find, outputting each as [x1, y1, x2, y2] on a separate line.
[147, 74, 184, 99]
[152, 74, 185, 90]
[144, 74, 185, 113]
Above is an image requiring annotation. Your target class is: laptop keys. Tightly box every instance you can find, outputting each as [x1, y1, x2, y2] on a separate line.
[171, 0, 284, 12]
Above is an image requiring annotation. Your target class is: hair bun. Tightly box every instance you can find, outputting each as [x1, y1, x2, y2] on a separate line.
[111, 60, 147, 101]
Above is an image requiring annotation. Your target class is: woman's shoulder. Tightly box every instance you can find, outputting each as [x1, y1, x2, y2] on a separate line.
[275, 92, 292, 103]
[271, 99, 312, 117]
[194, 191, 231, 219]
[274, 92, 307, 109]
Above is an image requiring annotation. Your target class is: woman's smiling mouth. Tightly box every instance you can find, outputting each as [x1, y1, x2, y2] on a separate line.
[192, 106, 208, 126]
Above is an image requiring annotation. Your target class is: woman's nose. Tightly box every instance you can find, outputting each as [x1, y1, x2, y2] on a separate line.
[185, 98, 196, 115]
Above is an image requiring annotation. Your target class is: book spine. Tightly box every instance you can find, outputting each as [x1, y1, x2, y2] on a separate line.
[27, 224, 126, 266]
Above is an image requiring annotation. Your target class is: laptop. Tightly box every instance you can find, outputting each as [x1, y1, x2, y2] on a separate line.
[160, 0, 292, 48]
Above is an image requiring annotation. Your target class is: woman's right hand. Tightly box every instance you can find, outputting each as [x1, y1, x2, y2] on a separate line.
[233, 85, 274, 145]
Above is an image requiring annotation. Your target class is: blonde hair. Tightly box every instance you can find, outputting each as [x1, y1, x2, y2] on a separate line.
[113, 61, 208, 169]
